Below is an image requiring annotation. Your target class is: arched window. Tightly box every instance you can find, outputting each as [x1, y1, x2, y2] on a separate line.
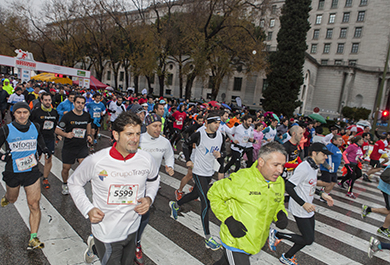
[355, 94, 363, 107]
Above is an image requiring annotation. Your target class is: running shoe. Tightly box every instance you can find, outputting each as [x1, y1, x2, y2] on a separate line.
[1, 196, 9, 207]
[62, 184, 70, 195]
[27, 237, 45, 250]
[361, 205, 370, 218]
[178, 152, 186, 162]
[279, 253, 298, 265]
[346, 192, 356, 199]
[84, 235, 96, 263]
[205, 237, 221, 251]
[268, 228, 281, 252]
[173, 145, 177, 152]
[377, 228, 390, 237]
[135, 243, 145, 265]
[362, 174, 372, 182]
[337, 181, 346, 189]
[368, 236, 380, 258]
[175, 190, 184, 201]
[169, 201, 179, 220]
[42, 178, 50, 189]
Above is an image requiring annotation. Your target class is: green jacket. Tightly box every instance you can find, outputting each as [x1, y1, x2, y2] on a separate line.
[2, 79, 14, 95]
[208, 160, 287, 254]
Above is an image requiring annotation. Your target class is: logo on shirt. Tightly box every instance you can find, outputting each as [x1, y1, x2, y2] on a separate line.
[70, 121, 88, 125]
[205, 146, 220, 155]
[98, 170, 108, 181]
[249, 191, 261, 195]
[9, 139, 36, 152]
[111, 169, 150, 177]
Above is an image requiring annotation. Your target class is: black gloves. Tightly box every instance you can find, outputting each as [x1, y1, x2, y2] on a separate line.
[275, 210, 288, 229]
[0, 150, 11, 162]
[42, 148, 52, 159]
[225, 216, 247, 238]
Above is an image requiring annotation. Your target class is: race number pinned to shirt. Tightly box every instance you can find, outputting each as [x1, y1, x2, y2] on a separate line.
[15, 154, 37, 171]
[43, 121, 54, 130]
[72, 128, 86, 138]
[176, 120, 183, 125]
[93, 112, 101, 118]
[107, 184, 139, 205]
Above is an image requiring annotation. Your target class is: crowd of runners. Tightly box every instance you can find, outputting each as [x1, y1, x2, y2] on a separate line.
[0, 75, 390, 265]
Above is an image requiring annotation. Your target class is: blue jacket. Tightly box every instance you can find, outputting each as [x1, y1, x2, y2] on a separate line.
[57, 99, 74, 120]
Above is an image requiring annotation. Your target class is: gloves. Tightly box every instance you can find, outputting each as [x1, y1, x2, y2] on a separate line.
[224, 216, 247, 238]
[0, 150, 11, 162]
[42, 148, 52, 159]
[275, 210, 288, 229]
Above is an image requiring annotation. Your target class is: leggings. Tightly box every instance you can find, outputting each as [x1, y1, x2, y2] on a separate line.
[224, 148, 253, 173]
[381, 242, 390, 250]
[276, 215, 315, 259]
[214, 248, 251, 265]
[136, 211, 150, 243]
[340, 163, 362, 193]
[170, 128, 182, 146]
[178, 174, 212, 236]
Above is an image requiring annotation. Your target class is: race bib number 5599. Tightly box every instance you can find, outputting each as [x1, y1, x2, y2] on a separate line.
[107, 184, 139, 205]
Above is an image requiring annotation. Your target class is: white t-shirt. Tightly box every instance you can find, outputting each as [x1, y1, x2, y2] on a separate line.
[139, 132, 175, 169]
[288, 160, 318, 218]
[230, 124, 254, 152]
[108, 101, 126, 122]
[68, 147, 160, 243]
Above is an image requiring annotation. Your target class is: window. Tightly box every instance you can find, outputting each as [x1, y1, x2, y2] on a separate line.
[318, 0, 325, 9]
[260, 19, 265, 28]
[165, 89, 172, 95]
[340, 28, 348, 38]
[266, 45, 271, 51]
[335, 60, 343, 65]
[311, 44, 318, 54]
[321, 60, 329, 65]
[351, 43, 359, 53]
[267, 32, 273, 41]
[271, 5, 277, 14]
[107, 71, 111, 81]
[331, 0, 338, 8]
[326, 29, 333, 39]
[262, 79, 268, 92]
[357, 11, 365, 21]
[270, 19, 275, 27]
[354, 27, 362, 37]
[315, 15, 322, 24]
[313, 29, 320, 39]
[360, 0, 367, 6]
[342, 12, 350, 23]
[337, 43, 345, 53]
[329, 14, 336, 24]
[323, 43, 331, 53]
[345, 0, 353, 7]
[167, 73, 173, 86]
[119, 71, 124, 82]
[233, 77, 243, 91]
[208, 76, 214, 88]
[349, 60, 357, 66]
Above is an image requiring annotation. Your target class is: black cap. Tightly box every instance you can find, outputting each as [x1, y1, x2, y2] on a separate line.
[129, 104, 145, 114]
[13, 101, 31, 113]
[309, 142, 333, 155]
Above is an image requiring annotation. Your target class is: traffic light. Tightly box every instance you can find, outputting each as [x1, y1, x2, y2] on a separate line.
[54, 74, 63, 78]
[381, 110, 389, 120]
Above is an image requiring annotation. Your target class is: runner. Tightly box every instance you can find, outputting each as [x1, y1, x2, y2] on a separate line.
[86, 93, 106, 146]
[365, 132, 387, 181]
[269, 142, 334, 265]
[68, 111, 160, 265]
[169, 111, 225, 250]
[107, 95, 125, 129]
[209, 142, 288, 265]
[322, 126, 338, 145]
[317, 135, 343, 200]
[262, 118, 278, 145]
[55, 96, 93, 195]
[361, 164, 390, 238]
[0, 101, 51, 250]
[56, 92, 75, 120]
[170, 104, 187, 151]
[30, 93, 59, 189]
[7, 87, 25, 118]
[282, 125, 304, 180]
[135, 113, 174, 265]
[224, 114, 255, 173]
[338, 136, 364, 198]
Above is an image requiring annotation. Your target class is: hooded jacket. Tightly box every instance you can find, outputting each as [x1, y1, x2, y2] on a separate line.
[208, 160, 287, 255]
[2, 79, 14, 95]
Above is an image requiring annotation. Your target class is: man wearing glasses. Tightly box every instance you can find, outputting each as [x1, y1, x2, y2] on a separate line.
[55, 96, 93, 195]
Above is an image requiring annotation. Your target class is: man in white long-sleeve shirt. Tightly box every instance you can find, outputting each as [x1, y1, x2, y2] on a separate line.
[68, 111, 160, 265]
[134, 113, 175, 264]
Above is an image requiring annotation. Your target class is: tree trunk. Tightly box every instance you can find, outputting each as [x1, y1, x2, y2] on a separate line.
[179, 63, 183, 98]
[211, 76, 223, 100]
[158, 74, 165, 97]
[185, 73, 196, 100]
[145, 75, 153, 94]
[133, 75, 139, 94]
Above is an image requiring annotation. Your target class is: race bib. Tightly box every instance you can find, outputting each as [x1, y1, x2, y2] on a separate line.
[15, 154, 37, 171]
[107, 184, 139, 205]
[176, 120, 182, 125]
[93, 112, 101, 118]
[43, 121, 54, 130]
[72, 128, 86, 138]
[243, 136, 249, 143]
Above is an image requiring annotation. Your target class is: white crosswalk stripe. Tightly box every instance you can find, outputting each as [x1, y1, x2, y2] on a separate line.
[2, 152, 390, 265]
